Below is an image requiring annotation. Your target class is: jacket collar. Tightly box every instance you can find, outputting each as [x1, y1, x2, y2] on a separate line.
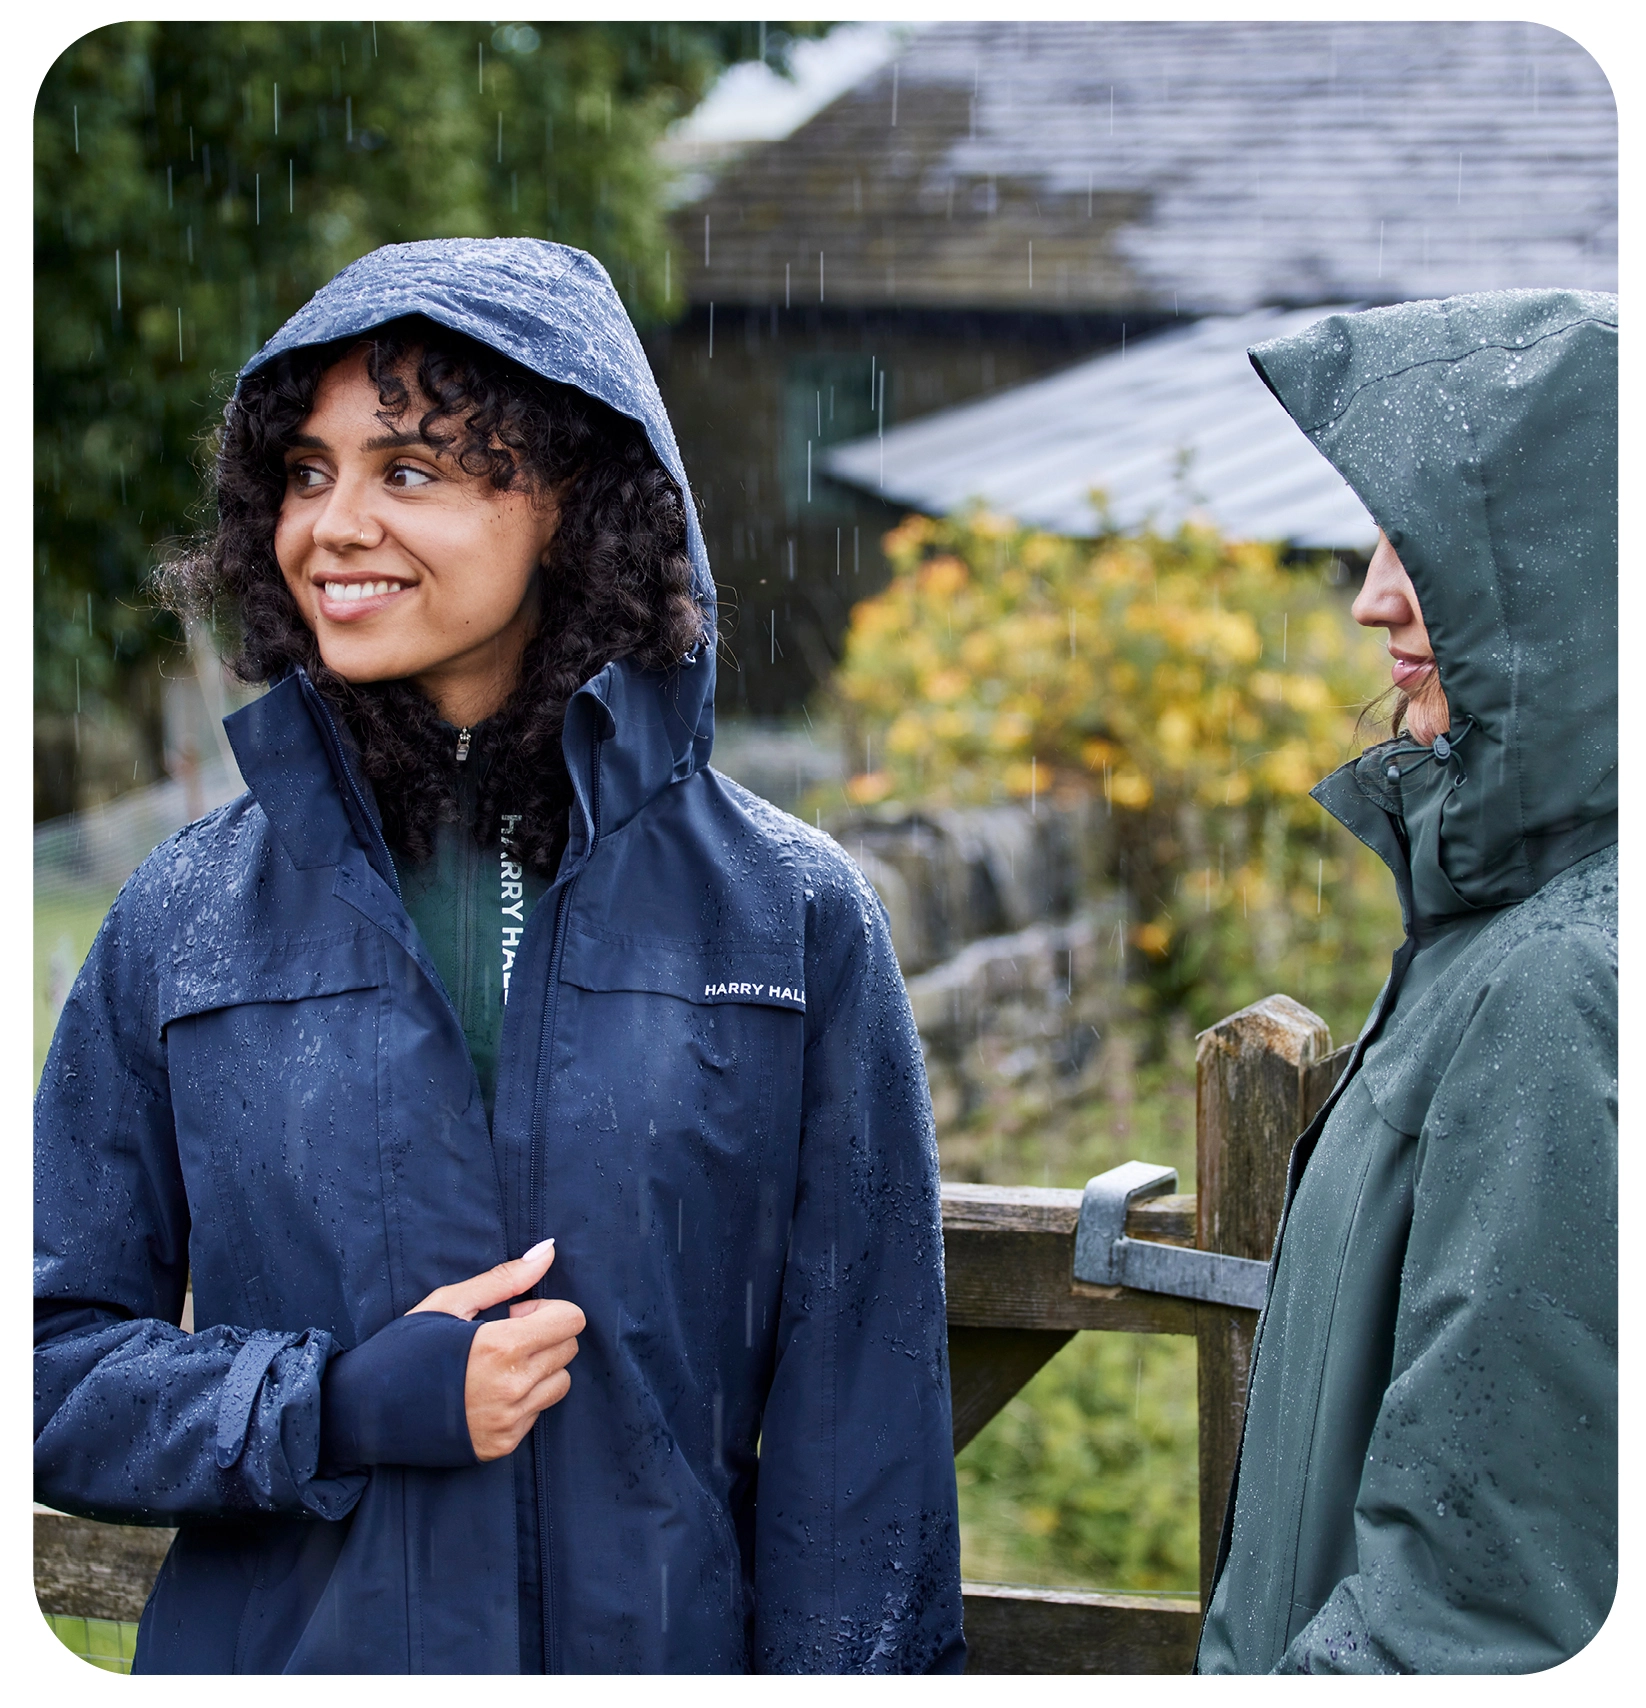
[226, 655, 713, 883]
[225, 673, 372, 874]
[1312, 753, 1417, 937]
[561, 651, 714, 852]
[1312, 740, 1617, 940]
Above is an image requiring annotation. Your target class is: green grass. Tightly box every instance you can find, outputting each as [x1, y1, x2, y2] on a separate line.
[958, 1330, 1199, 1594]
[35, 888, 118, 1085]
[43, 1612, 139, 1673]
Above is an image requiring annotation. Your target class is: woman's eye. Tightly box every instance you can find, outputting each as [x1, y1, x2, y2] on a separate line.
[388, 463, 436, 489]
[289, 465, 327, 490]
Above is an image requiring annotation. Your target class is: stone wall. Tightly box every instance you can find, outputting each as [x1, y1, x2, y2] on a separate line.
[829, 801, 1100, 974]
[906, 904, 1128, 1134]
[827, 801, 1127, 1142]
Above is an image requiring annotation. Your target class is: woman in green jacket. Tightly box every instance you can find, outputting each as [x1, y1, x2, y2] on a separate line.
[1197, 290, 1616, 1673]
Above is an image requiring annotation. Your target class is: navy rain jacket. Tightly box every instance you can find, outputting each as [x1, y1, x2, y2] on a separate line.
[34, 239, 966, 1674]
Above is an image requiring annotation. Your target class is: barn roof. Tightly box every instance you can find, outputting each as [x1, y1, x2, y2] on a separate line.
[676, 20, 1616, 315]
[819, 307, 1379, 549]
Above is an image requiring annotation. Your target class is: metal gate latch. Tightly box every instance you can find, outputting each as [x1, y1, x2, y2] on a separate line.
[1071, 1160, 1270, 1311]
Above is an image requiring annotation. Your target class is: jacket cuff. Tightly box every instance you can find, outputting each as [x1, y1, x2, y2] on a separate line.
[320, 1311, 480, 1471]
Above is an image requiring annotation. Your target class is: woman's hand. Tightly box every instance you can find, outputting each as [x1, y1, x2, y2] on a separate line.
[409, 1239, 584, 1462]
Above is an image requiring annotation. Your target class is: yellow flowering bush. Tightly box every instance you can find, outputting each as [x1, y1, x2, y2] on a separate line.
[833, 509, 1402, 1035]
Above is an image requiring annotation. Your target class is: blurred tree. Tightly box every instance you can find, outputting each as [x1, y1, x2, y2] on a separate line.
[830, 508, 1402, 1040]
[34, 20, 826, 818]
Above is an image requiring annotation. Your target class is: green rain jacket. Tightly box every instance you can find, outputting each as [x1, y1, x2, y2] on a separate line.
[1197, 290, 1617, 1674]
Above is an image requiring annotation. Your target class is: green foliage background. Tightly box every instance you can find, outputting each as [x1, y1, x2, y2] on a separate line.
[34, 20, 821, 814]
[959, 1332, 1199, 1594]
[831, 508, 1402, 1048]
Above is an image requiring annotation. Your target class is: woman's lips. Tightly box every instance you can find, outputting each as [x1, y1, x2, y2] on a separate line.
[316, 579, 412, 622]
[1390, 654, 1435, 690]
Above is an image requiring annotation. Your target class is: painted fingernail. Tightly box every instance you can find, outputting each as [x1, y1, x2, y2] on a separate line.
[522, 1238, 556, 1263]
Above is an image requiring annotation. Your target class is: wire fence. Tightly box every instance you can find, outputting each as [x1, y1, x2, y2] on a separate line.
[34, 755, 246, 906]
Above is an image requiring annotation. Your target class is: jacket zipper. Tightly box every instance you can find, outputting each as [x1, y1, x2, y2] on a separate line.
[300, 674, 402, 901]
[527, 732, 602, 1674]
[455, 769, 477, 1023]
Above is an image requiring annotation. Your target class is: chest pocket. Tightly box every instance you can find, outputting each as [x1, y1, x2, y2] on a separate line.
[552, 925, 805, 1189]
[559, 926, 809, 1014]
[160, 930, 387, 1332]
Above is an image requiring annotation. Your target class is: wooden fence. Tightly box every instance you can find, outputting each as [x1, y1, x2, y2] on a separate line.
[36, 992, 1350, 1674]
[952, 993, 1350, 1672]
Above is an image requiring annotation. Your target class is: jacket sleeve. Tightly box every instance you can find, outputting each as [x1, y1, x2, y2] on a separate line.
[1278, 926, 1617, 1673]
[319, 1311, 480, 1471]
[33, 880, 367, 1524]
[751, 859, 966, 1673]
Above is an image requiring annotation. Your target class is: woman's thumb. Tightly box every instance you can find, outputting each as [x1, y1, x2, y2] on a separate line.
[468, 1240, 556, 1313]
[490, 1238, 558, 1296]
[412, 1239, 556, 1319]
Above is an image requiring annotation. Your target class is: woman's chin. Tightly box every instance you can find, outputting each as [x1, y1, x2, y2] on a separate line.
[315, 644, 425, 687]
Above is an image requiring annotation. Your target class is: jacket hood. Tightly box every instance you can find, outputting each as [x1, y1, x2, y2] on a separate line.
[1249, 290, 1617, 918]
[238, 239, 716, 823]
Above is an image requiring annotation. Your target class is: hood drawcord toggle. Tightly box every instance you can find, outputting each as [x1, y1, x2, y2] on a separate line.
[1383, 716, 1476, 789]
[455, 727, 471, 764]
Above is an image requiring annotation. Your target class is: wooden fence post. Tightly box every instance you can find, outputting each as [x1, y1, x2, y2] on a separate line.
[1194, 995, 1346, 1615]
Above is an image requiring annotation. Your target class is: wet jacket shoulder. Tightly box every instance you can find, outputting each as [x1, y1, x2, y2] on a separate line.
[1355, 841, 1616, 1138]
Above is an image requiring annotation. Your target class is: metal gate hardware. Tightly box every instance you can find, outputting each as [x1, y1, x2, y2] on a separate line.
[1072, 1160, 1271, 1311]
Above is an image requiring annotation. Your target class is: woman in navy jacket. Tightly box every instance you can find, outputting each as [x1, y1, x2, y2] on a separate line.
[34, 239, 965, 1674]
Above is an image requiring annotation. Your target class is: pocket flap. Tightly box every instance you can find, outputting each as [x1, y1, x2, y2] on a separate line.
[560, 926, 807, 1011]
[161, 929, 384, 1028]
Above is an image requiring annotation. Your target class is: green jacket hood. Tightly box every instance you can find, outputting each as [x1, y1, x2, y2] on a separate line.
[1250, 290, 1617, 916]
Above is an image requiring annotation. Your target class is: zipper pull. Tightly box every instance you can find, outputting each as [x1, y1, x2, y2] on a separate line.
[455, 727, 471, 764]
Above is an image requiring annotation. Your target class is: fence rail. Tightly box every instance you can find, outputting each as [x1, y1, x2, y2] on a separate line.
[35, 992, 1349, 1673]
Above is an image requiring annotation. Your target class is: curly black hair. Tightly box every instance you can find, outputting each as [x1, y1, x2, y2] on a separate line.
[160, 315, 706, 877]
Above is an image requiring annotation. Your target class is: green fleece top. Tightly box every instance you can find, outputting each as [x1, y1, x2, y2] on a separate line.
[398, 737, 549, 1124]
[1197, 290, 1617, 1674]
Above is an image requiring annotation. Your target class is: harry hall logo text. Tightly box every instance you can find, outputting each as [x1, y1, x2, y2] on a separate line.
[704, 982, 805, 1007]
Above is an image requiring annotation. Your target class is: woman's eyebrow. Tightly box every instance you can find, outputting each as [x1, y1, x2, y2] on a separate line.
[286, 430, 425, 451]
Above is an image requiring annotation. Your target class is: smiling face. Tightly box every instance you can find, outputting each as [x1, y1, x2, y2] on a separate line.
[1352, 530, 1451, 744]
[274, 347, 563, 726]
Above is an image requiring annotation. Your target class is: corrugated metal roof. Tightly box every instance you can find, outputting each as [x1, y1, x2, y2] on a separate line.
[677, 20, 1615, 314]
[819, 307, 1379, 548]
